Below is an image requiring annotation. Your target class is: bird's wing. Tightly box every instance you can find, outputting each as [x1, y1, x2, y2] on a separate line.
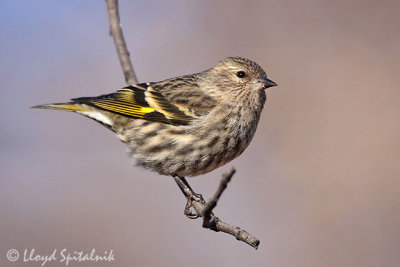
[71, 83, 196, 126]
[152, 76, 217, 117]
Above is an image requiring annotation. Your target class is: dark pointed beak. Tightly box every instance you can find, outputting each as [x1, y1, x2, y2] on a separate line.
[258, 77, 277, 88]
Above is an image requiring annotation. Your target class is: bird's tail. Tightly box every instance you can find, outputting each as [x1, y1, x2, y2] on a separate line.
[32, 102, 114, 128]
[31, 102, 88, 112]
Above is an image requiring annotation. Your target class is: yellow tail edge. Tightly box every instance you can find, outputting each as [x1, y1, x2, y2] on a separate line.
[31, 103, 87, 112]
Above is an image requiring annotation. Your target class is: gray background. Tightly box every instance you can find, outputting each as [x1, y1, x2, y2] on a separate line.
[1, 0, 399, 266]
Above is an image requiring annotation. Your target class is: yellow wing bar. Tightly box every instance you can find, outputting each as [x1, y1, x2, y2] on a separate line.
[71, 84, 195, 125]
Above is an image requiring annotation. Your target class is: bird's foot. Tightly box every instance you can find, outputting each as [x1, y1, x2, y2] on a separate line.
[184, 193, 206, 219]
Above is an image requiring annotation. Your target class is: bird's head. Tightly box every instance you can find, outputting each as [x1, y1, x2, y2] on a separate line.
[199, 57, 277, 104]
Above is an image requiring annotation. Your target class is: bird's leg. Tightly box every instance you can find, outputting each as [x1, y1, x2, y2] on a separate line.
[172, 175, 205, 219]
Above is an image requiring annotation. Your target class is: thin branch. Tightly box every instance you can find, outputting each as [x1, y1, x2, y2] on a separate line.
[105, 0, 138, 85]
[202, 168, 235, 219]
[174, 168, 260, 249]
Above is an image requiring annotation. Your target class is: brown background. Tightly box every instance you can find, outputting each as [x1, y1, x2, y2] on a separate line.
[1, 1, 399, 266]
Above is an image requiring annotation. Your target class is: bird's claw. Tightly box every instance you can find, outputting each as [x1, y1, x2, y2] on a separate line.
[184, 193, 205, 219]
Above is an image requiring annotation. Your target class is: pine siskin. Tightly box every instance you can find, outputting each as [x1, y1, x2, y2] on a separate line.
[33, 57, 276, 177]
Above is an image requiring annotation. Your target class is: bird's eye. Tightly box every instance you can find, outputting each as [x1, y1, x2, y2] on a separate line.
[236, 71, 246, 78]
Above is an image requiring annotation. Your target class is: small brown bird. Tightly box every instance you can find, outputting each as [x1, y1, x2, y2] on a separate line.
[33, 57, 276, 178]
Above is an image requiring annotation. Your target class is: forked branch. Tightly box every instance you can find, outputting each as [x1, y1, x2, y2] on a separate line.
[173, 168, 260, 249]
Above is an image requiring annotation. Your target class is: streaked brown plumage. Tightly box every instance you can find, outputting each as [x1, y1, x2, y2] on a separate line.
[33, 57, 276, 177]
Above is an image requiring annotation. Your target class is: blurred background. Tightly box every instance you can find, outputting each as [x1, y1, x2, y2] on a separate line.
[1, 0, 399, 266]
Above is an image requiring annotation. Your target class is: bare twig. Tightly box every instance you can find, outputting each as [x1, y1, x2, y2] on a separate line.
[105, 0, 260, 250]
[173, 168, 260, 249]
[105, 0, 138, 85]
[202, 168, 235, 219]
